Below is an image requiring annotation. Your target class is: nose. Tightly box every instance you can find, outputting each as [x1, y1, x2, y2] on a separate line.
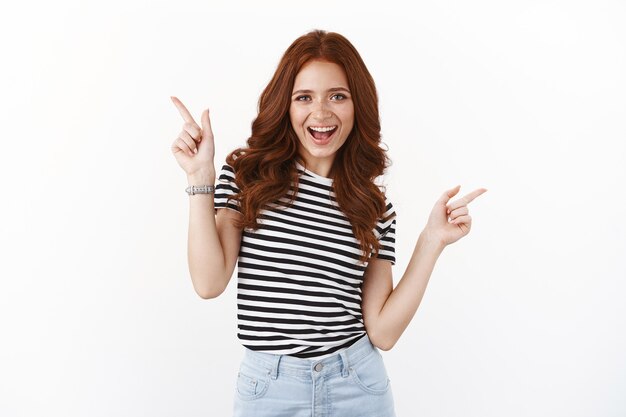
[312, 100, 332, 121]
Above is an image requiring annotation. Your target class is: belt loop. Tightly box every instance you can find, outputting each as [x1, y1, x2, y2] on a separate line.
[270, 354, 282, 380]
[339, 350, 350, 378]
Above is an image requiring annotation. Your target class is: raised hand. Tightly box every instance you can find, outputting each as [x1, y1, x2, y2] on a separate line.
[170, 96, 216, 180]
[423, 185, 488, 247]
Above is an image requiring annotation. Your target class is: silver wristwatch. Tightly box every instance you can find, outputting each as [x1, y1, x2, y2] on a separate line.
[185, 185, 215, 195]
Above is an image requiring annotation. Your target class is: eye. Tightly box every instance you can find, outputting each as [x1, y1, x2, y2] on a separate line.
[331, 94, 347, 101]
[295, 95, 311, 102]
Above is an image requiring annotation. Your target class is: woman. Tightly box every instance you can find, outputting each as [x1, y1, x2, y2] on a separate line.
[171, 29, 486, 417]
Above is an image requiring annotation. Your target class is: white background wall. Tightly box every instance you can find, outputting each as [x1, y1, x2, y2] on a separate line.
[1, 0, 624, 416]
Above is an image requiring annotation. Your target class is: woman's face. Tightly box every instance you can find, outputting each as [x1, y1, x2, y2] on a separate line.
[289, 59, 355, 176]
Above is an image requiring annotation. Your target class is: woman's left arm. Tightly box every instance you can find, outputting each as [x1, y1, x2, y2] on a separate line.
[362, 185, 487, 351]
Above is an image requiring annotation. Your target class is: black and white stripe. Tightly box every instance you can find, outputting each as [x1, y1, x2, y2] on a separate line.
[214, 160, 396, 360]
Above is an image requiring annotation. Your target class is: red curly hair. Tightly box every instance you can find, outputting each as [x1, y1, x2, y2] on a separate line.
[225, 29, 395, 265]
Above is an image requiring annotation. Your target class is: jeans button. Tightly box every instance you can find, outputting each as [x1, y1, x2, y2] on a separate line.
[314, 363, 323, 372]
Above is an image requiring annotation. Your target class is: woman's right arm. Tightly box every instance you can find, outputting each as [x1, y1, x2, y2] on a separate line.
[187, 172, 243, 299]
[171, 96, 243, 299]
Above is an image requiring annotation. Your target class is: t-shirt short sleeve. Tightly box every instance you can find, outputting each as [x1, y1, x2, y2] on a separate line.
[213, 163, 241, 214]
[372, 197, 397, 265]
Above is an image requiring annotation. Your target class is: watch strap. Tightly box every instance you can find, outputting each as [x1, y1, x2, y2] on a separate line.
[185, 185, 215, 195]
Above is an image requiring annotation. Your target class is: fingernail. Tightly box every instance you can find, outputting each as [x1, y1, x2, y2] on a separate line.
[194, 148, 198, 154]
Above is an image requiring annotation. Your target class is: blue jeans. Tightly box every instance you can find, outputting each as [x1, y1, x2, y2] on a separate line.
[232, 333, 396, 417]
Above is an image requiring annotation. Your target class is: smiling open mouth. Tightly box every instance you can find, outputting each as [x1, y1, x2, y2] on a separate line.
[307, 126, 337, 143]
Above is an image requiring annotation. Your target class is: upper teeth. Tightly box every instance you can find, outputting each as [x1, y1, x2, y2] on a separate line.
[310, 126, 336, 132]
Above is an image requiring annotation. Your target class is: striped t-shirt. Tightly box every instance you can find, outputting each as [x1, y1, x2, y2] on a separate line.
[213, 160, 397, 360]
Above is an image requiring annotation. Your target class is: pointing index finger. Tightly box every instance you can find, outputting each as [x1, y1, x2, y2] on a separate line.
[170, 96, 198, 126]
[462, 188, 488, 205]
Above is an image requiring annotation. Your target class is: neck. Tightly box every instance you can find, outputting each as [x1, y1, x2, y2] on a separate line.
[295, 156, 336, 179]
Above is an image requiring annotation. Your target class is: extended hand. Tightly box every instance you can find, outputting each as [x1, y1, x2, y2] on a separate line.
[170, 96, 216, 178]
[423, 185, 487, 247]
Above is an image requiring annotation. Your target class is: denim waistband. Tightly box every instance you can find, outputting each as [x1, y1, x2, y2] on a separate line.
[242, 333, 377, 380]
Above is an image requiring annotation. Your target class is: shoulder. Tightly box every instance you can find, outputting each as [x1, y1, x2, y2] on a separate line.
[379, 190, 396, 222]
[374, 193, 396, 238]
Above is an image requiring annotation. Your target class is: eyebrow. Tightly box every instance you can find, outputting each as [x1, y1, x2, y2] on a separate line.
[291, 87, 351, 96]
